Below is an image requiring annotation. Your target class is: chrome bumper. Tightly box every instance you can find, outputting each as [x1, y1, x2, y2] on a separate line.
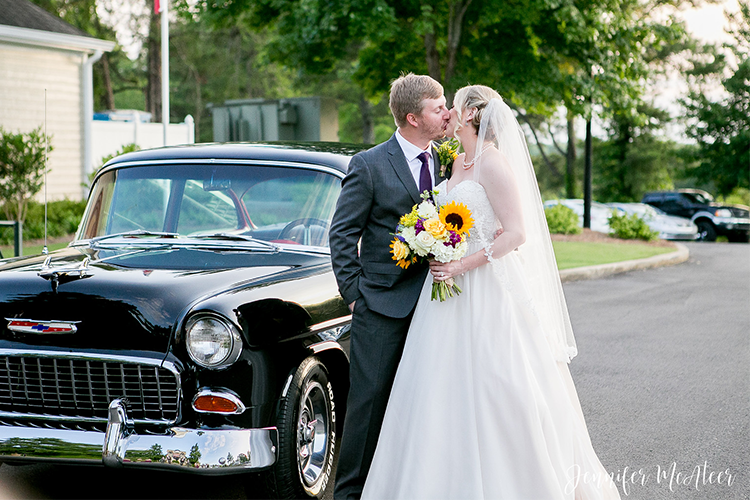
[0, 399, 277, 474]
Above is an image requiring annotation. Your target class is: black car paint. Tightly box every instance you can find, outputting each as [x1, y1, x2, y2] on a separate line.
[0, 143, 360, 435]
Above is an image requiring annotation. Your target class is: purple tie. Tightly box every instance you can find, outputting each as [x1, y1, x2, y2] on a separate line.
[418, 151, 432, 194]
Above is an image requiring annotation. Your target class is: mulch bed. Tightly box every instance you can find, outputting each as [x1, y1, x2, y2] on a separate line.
[550, 228, 676, 248]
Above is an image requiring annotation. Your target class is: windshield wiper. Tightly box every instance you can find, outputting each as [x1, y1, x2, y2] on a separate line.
[78, 230, 180, 246]
[190, 232, 280, 251]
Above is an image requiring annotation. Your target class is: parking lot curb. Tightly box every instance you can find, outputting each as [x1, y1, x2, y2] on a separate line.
[559, 243, 690, 283]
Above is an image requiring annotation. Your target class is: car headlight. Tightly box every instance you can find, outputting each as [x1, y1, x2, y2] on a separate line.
[715, 209, 732, 218]
[185, 314, 242, 368]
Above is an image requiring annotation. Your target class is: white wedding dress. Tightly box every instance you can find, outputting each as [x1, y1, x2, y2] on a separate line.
[361, 179, 621, 500]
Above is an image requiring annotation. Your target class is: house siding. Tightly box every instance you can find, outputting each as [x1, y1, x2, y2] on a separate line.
[0, 42, 84, 201]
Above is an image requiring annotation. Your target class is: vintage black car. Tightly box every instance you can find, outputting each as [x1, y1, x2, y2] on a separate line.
[0, 143, 365, 498]
[642, 189, 750, 242]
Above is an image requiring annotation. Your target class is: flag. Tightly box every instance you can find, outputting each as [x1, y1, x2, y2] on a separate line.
[154, 0, 160, 14]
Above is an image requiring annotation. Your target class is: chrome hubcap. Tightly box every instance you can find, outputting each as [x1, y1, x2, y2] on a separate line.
[297, 380, 329, 491]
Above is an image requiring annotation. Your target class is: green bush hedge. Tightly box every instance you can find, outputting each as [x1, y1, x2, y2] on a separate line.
[608, 212, 659, 241]
[544, 203, 582, 234]
[0, 199, 86, 244]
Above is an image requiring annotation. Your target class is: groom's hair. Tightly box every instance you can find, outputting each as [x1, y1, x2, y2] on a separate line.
[389, 73, 444, 128]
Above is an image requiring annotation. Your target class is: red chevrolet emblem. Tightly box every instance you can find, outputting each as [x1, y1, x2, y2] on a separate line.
[5, 319, 79, 334]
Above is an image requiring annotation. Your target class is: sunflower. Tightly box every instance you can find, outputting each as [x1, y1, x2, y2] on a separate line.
[439, 201, 474, 236]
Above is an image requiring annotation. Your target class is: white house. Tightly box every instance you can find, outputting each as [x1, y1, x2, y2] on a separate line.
[0, 0, 115, 200]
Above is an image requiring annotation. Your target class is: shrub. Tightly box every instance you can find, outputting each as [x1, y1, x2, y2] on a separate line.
[0, 199, 87, 244]
[0, 126, 52, 223]
[608, 211, 659, 241]
[544, 203, 582, 234]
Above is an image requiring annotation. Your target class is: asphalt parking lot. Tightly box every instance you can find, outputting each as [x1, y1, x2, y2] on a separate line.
[0, 241, 747, 499]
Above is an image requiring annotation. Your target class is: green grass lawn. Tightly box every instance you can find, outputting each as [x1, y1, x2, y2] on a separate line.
[552, 241, 675, 270]
[0, 241, 70, 258]
[2, 236, 675, 271]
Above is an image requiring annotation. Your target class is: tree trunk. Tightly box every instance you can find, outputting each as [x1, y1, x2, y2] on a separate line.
[424, 32, 441, 82]
[359, 95, 374, 144]
[583, 118, 593, 229]
[146, 0, 161, 122]
[566, 116, 576, 198]
[444, 0, 472, 88]
[100, 53, 116, 110]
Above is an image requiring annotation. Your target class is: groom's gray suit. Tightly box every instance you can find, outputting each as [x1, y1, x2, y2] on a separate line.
[329, 133, 442, 499]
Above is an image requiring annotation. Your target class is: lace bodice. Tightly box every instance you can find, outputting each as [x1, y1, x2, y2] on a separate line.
[435, 180, 500, 255]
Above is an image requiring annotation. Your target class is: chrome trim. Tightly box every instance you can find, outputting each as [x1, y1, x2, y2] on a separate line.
[103, 399, 133, 467]
[100, 158, 345, 180]
[185, 313, 243, 369]
[191, 388, 246, 415]
[0, 405, 278, 473]
[0, 349, 183, 425]
[308, 316, 351, 334]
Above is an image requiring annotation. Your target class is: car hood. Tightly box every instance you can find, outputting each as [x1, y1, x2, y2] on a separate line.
[0, 245, 327, 353]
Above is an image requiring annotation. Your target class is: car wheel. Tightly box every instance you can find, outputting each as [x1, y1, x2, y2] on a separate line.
[695, 220, 717, 241]
[259, 357, 336, 499]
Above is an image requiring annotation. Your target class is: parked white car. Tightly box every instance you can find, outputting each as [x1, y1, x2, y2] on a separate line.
[543, 199, 614, 234]
[607, 202, 699, 240]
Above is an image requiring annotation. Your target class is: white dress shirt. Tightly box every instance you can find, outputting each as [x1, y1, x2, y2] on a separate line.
[395, 129, 434, 191]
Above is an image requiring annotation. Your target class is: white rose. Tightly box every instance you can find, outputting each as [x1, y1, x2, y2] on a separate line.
[413, 230, 436, 256]
[417, 201, 438, 220]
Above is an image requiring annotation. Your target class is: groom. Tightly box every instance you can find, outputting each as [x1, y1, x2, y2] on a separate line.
[329, 73, 450, 499]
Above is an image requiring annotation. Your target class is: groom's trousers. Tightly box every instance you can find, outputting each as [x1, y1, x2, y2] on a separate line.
[333, 299, 413, 500]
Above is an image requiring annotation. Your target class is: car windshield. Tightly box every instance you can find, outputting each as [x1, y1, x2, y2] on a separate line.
[78, 163, 342, 248]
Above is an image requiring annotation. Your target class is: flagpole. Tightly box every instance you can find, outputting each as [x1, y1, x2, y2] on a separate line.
[160, 0, 169, 146]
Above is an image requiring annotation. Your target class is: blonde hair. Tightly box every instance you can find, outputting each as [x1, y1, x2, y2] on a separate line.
[389, 73, 444, 128]
[453, 85, 502, 136]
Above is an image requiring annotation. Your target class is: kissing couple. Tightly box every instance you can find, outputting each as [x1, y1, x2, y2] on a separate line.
[329, 74, 621, 500]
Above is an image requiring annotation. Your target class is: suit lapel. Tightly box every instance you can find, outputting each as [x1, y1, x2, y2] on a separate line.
[387, 135, 421, 205]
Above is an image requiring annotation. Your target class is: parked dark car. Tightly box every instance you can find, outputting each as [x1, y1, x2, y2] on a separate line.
[642, 189, 750, 242]
[0, 143, 365, 498]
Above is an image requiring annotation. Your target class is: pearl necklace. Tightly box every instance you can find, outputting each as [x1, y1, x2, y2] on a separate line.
[462, 143, 493, 170]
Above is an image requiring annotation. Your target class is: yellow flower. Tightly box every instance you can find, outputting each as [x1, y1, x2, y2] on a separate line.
[399, 209, 419, 227]
[423, 218, 447, 239]
[390, 238, 410, 261]
[439, 201, 474, 236]
[396, 257, 416, 269]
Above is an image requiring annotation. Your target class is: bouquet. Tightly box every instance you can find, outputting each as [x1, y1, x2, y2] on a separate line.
[390, 191, 474, 301]
[436, 138, 460, 178]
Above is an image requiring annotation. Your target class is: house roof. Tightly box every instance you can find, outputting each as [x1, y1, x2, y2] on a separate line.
[0, 0, 114, 53]
[0, 0, 90, 37]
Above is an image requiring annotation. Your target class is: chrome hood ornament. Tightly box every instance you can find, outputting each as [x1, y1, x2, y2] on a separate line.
[38, 256, 91, 292]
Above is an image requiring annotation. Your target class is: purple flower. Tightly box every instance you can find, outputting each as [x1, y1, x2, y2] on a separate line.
[415, 219, 424, 234]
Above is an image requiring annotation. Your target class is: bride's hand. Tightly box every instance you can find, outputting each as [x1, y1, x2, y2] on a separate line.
[429, 259, 466, 281]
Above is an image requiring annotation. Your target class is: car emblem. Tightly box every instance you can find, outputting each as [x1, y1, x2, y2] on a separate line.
[5, 319, 80, 334]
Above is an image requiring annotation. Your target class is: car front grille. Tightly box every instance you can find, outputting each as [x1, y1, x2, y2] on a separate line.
[0, 353, 180, 425]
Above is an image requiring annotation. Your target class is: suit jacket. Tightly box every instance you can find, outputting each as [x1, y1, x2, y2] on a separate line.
[329, 133, 443, 318]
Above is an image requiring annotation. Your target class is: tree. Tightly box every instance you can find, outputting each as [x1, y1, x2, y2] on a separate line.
[682, 2, 750, 196]
[170, 2, 298, 141]
[0, 127, 52, 223]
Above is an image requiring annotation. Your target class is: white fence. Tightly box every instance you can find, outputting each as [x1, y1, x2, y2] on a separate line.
[90, 115, 195, 172]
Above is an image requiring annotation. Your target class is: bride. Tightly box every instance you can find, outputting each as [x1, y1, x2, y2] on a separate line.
[361, 85, 622, 499]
